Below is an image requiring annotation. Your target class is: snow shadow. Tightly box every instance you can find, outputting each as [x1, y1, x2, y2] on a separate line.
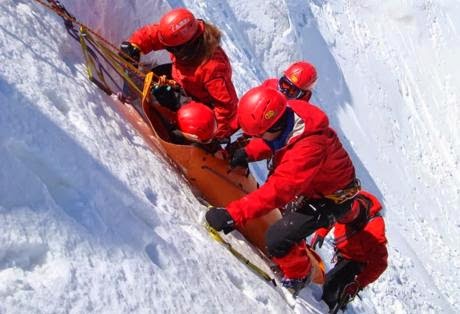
[0, 79, 161, 251]
[0, 243, 48, 272]
[285, 2, 384, 201]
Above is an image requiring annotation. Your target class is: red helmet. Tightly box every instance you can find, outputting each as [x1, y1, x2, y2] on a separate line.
[158, 8, 204, 47]
[177, 101, 217, 143]
[238, 86, 287, 137]
[283, 61, 317, 90]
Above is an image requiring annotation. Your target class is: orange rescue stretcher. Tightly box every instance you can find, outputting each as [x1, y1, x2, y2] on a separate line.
[110, 72, 325, 284]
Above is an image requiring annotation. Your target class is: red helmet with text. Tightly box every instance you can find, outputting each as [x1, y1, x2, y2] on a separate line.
[177, 101, 217, 143]
[158, 8, 204, 47]
[283, 61, 317, 90]
[238, 86, 287, 137]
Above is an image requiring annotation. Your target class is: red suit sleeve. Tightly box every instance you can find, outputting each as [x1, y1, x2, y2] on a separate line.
[356, 244, 388, 287]
[227, 138, 326, 226]
[355, 217, 388, 287]
[205, 73, 238, 139]
[128, 24, 166, 54]
[244, 138, 273, 161]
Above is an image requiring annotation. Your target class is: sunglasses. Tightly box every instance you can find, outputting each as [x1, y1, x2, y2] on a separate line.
[166, 44, 188, 55]
[278, 76, 306, 99]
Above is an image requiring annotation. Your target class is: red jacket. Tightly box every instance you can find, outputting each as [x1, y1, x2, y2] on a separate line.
[243, 78, 313, 161]
[227, 100, 356, 225]
[315, 191, 388, 288]
[128, 24, 238, 139]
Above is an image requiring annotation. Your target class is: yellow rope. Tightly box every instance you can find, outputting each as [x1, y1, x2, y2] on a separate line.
[81, 28, 144, 97]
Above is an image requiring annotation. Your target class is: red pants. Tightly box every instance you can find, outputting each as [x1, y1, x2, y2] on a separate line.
[265, 210, 319, 279]
[272, 240, 311, 279]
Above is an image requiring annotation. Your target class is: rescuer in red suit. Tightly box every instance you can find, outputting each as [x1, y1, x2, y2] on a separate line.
[310, 190, 388, 310]
[120, 8, 238, 142]
[227, 61, 318, 167]
[206, 86, 361, 294]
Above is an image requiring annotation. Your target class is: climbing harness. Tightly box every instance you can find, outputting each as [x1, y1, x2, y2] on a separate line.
[324, 179, 361, 205]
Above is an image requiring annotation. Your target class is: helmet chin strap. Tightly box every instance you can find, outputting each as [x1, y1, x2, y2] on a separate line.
[265, 108, 295, 152]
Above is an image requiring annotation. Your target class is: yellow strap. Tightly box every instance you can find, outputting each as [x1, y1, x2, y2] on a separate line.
[142, 72, 154, 105]
[82, 30, 181, 93]
[34, 0, 181, 92]
[204, 223, 274, 283]
[325, 182, 361, 205]
[79, 29, 95, 80]
[83, 31, 144, 97]
[80, 27, 110, 85]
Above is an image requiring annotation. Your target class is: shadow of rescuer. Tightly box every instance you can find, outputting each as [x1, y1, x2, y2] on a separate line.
[206, 86, 362, 294]
[120, 8, 239, 142]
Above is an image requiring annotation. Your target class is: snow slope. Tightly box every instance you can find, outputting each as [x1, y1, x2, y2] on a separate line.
[0, 2, 294, 313]
[1, 0, 459, 313]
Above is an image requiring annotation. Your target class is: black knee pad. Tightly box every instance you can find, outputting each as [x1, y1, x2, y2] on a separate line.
[265, 221, 295, 257]
[265, 211, 318, 257]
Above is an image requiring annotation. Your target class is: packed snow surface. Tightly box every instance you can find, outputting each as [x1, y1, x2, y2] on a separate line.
[1, 0, 459, 313]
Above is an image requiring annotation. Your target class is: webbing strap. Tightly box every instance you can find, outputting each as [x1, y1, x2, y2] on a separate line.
[33, 0, 181, 99]
[204, 223, 275, 284]
[80, 29, 144, 97]
[78, 28, 114, 94]
[324, 179, 361, 205]
[142, 72, 154, 105]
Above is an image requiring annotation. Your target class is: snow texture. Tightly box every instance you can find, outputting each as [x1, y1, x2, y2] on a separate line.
[1, 0, 459, 313]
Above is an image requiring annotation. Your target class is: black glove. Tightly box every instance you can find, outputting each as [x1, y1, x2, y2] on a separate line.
[205, 207, 235, 234]
[307, 200, 335, 229]
[152, 85, 180, 110]
[119, 41, 140, 64]
[310, 233, 325, 250]
[316, 212, 334, 229]
[229, 148, 249, 168]
[225, 136, 250, 156]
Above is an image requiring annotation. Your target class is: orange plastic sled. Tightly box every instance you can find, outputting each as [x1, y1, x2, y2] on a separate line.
[108, 72, 324, 283]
